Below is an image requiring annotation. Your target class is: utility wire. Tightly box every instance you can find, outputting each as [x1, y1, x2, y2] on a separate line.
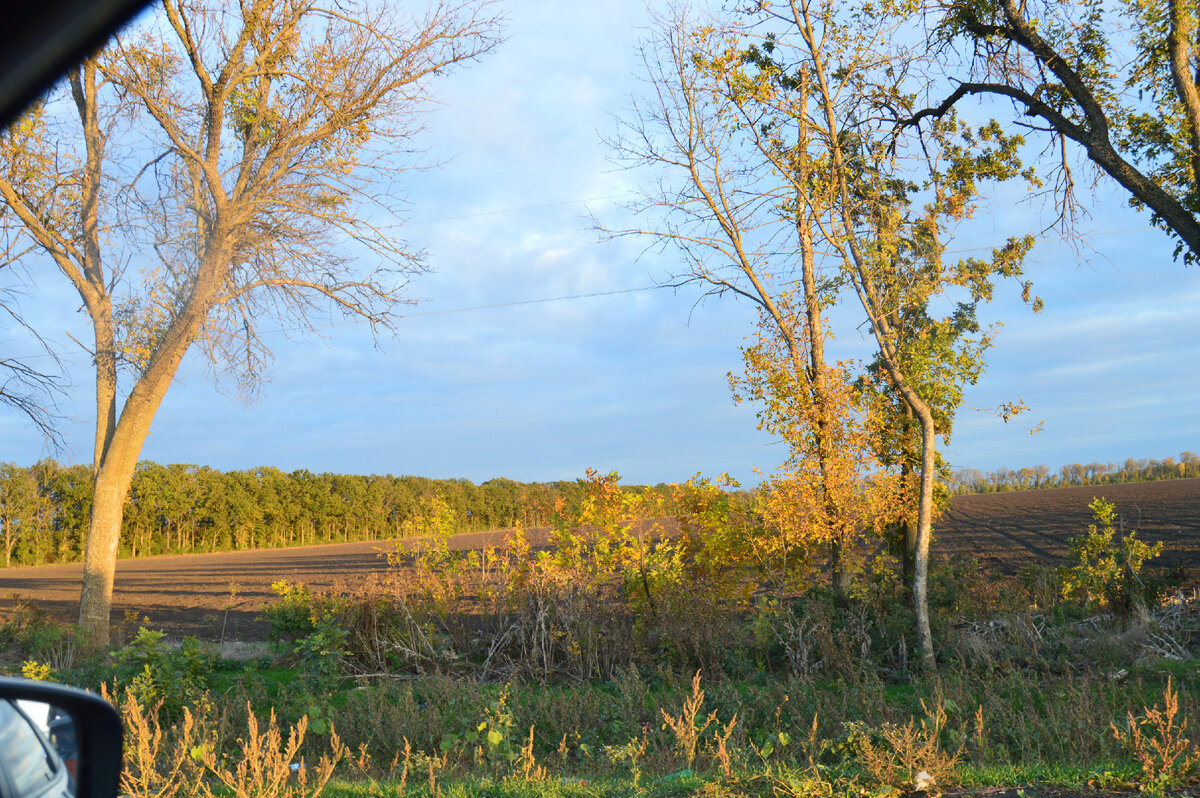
[0, 224, 1161, 360]
[1, 285, 668, 360]
[406, 193, 633, 226]
[394, 285, 662, 318]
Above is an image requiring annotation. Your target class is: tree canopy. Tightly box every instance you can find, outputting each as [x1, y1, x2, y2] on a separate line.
[918, 0, 1200, 262]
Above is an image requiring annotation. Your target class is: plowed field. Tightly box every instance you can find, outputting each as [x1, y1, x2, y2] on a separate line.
[0, 479, 1196, 641]
[934, 478, 1200, 572]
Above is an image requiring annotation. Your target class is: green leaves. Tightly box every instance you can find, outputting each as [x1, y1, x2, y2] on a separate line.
[439, 688, 520, 766]
[114, 628, 215, 716]
[1060, 496, 1164, 613]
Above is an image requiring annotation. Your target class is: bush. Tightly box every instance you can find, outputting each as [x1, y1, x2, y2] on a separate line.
[263, 581, 318, 641]
[114, 628, 215, 715]
[0, 600, 74, 666]
[1061, 497, 1163, 615]
[293, 615, 348, 688]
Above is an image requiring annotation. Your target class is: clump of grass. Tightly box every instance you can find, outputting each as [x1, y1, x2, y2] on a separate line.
[845, 698, 963, 792]
[108, 687, 205, 798]
[106, 684, 347, 798]
[198, 705, 346, 798]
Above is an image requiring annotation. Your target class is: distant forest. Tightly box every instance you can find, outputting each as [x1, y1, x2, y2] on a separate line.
[952, 452, 1200, 493]
[1, 454, 1195, 567]
[0, 461, 676, 567]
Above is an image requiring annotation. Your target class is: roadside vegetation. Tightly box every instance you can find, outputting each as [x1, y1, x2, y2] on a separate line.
[0, 0, 1198, 792]
[2, 473, 1199, 797]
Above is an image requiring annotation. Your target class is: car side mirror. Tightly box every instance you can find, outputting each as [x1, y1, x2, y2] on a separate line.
[0, 678, 122, 798]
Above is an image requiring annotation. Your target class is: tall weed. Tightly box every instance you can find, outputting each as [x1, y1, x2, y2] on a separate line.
[199, 706, 346, 798]
[1112, 676, 1200, 790]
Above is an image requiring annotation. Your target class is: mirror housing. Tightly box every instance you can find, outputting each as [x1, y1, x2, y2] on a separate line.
[0, 678, 121, 798]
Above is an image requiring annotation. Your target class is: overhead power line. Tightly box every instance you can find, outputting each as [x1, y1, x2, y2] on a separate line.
[0, 223, 1159, 361]
[395, 285, 662, 318]
[407, 193, 633, 226]
[1, 285, 668, 360]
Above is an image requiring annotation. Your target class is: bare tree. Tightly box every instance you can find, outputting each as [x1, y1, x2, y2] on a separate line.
[0, 343, 61, 445]
[0, 0, 501, 650]
[0, 269, 63, 444]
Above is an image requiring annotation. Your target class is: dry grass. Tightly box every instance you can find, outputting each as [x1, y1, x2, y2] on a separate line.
[198, 707, 346, 798]
[660, 671, 718, 768]
[107, 686, 347, 798]
[106, 687, 204, 798]
[1112, 676, 1200, 789]
[853, 699, 964, 791]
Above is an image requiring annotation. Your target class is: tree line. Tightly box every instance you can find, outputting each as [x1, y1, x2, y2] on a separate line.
[953, 452, 1200, 493]
[0, 460, 677, 568]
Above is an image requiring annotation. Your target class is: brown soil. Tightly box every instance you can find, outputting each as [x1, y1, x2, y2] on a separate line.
[934, 478, 1200, 574]
[0, 528, 551, 641]
[0, 479, 1196, 641]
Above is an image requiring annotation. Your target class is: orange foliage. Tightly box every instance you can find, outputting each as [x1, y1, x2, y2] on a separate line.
[734, 310, 898, 593]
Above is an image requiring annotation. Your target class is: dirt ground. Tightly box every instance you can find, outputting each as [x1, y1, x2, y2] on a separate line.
[0, 528, 554, 641]
[934, 478, 1200, 573]
[0, 479, 1196, 641]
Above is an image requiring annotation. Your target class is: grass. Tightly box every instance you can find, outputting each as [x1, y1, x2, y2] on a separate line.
[91, 656, 1195, 794]
[317, 760, 1150, 798]
[12, 604, 1200, 795]
[322, 775, 719, 798]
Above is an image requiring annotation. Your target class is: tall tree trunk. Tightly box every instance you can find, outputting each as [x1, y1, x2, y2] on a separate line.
[901, 512, 917, 593]
[899, 404, 917, 593]
[78, 293, 213, 650]
[912, 405, 937, 670]
[802, 9, 939, 664]
[792, 66, 847, 607]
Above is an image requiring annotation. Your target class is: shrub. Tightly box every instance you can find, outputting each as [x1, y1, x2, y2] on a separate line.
[1061, 497, 1163, 614]
[439, 686, 521, 769]
[114, 628, 215, 715]
[0, 600, 74, 666]
[263, 581, 317, 641]
[292, 615, 348, 688]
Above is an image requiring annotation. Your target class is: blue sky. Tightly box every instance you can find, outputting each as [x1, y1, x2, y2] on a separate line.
[0, 0, 1197, 486]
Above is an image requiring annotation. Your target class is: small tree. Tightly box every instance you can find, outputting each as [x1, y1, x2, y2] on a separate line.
[616, 0, 1039, 669]
[735, 311, 897, 596]
[1062, 497, 1163, 614]
[608, 10, 890, 605]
